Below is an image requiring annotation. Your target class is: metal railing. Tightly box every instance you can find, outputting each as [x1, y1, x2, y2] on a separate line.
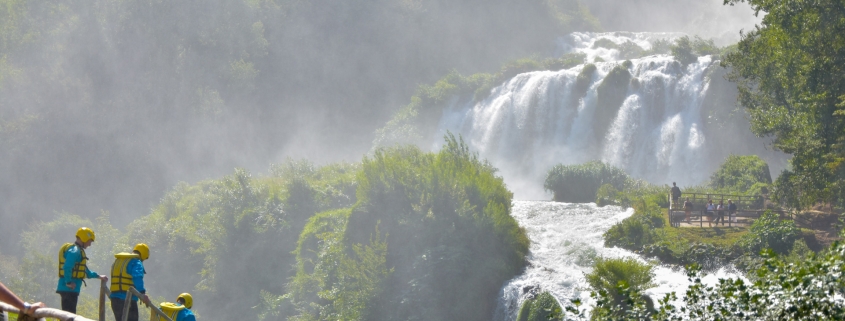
[668, 208, 788, 227]
[667, 192, 789, 228]
[668, 192, 769, 211]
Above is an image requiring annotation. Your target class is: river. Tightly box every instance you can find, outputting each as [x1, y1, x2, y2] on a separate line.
[494, 200, 740, 320]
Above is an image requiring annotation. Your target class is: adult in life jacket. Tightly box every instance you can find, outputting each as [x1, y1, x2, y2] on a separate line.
[109, 243, 152, 321]
[159, 293, 196, 321]
[56, 227, 108, 313]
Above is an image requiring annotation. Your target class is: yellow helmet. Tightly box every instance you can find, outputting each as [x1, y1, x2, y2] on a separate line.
[76, 227, 95, 243]
[133, 243, 150, 261]
[177, 293, 193, 309]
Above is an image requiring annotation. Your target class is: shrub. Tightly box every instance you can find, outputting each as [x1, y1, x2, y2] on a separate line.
[672, 36, 721, 66]
[737, 210, 800, 254]
[648, 38, 672, 55]
[603, 217, 653, 249]
[544, 161, 630, 203]
[543, 52, 587, 71]
[603, 197, 663, 249]
[586, 257, 655, 319]
[671, 36, 697, 66]
[586, 257, 655, 298]
[618, 41, 645, 60]
[516, 292, 563, 321]
[592, 38, 618, 49]
[595, 183, 621, 207]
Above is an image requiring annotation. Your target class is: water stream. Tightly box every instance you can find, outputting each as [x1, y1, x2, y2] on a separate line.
[494, 200, 740, 320]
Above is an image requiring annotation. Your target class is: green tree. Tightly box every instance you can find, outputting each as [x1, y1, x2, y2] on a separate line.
[723, 0, 845, 209]
[709, 154, 772, 192]
[287, 135, 528, 321]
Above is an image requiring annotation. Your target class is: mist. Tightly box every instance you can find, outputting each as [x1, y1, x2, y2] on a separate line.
[0, 0, 588, 247]
[584, 0, 761, 46]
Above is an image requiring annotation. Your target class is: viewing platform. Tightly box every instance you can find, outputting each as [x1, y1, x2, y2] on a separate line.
[666, 192, 788, 228]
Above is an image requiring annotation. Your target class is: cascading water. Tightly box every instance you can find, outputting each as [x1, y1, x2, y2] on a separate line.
[428, 32, 758, 319]
[435, 32, 784, 199]
[494, 201, 740, 321]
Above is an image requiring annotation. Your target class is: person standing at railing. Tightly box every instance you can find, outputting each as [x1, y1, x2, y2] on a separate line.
[670, 182, 682, 209]
[110, 243, 152, 321]
[0, 281, 45, 318]
[715, 200, 726, 226]
[56, 227, 109, 313]
[683, 197, 693, 224]
[728, 199, 738, 223]
[160, 293, 196, 321]
[706, 199, 716, 227]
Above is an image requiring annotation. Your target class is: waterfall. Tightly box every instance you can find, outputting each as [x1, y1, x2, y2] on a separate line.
[435, 32, 782, 199]
[493, 201, 740, 321]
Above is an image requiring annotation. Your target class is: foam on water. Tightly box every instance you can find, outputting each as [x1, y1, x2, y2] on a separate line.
[493, 200, 741, 320]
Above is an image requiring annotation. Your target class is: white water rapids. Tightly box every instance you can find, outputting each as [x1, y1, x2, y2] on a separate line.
[493, 200, 740, 320]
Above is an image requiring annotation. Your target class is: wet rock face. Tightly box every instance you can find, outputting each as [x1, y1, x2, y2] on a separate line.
[593, 63, 632, 144]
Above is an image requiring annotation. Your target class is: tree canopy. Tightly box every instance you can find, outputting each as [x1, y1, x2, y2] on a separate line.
[709, 154, 772, 192]
[722, 0, 845, 209]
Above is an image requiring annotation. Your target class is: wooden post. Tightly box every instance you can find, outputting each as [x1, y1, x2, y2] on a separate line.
[127, 287, 172, 321]
[121, 292, 132, 321]
[99, 279, 108, 321]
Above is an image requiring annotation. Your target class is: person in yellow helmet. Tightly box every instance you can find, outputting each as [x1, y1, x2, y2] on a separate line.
[160, 293, 196, 321]
[109, 243, 151, 321]
[56, 227, 108, 313]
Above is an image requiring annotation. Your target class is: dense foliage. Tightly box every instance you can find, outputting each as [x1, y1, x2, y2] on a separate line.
[1, 137, 528, 321]
[287, 135, 528, 321]
[119, 163, 358, 320]
[603, 197, 665, 250]
[544, 161, 631, 203]
[555, 238, 845, 321]
[708, 154, 772, 192]
[737, 210, 800, 255]
[723, 0, 845, 210]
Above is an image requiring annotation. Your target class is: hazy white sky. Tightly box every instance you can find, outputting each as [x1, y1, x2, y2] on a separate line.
[586, 0, 761, 46]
